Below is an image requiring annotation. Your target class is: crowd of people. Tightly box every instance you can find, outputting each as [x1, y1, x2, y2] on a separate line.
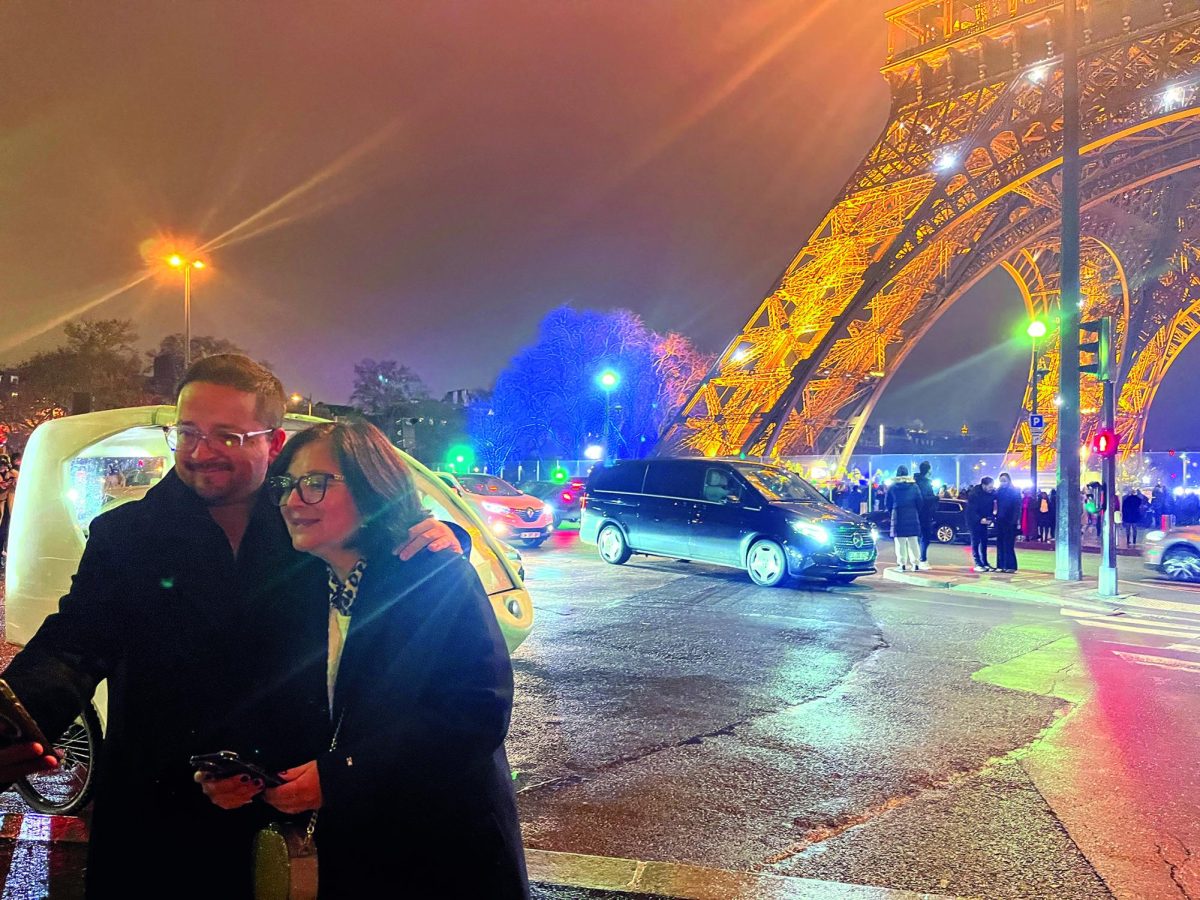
[870, 461, 1184, 575]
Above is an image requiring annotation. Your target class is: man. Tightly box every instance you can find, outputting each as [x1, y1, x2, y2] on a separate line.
[0, 356, 459, 898]
[994, 472, 1021, 573]
[965, 476, 996, 572]
[1122, 488, 1144, 547]
[913, 460, 937, 569]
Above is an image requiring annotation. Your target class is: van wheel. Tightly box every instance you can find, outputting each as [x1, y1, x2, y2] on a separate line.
[935, 524, 956, 544]
[16, 702, 102, 815]
[746, 539, 791, 587]
[597, 525, 632, 565]
[1161, 546, 1200, 582]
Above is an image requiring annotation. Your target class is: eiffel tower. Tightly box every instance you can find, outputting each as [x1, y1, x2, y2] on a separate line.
[661, 0, 1200, 473]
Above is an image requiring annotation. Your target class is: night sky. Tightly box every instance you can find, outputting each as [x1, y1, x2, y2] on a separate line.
[1, 1, 1196, 447]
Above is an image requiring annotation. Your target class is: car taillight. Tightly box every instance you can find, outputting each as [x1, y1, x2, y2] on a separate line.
[561, 491, 573, 502]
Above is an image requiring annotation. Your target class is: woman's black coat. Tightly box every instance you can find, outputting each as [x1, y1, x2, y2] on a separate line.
[885, 477, 923, 538]
[256, 550, 529, 899]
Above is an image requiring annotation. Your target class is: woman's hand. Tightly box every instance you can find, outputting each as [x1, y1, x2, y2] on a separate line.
[263, 760, 322, 814]
[397, 518, 462, 560]
[194, 771, 263, 810]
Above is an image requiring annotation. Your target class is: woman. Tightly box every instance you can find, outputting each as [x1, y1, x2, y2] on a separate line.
[243, 421, 528, 898]
[1036, 491, 1053, 542]
[886, 465, 923, 571]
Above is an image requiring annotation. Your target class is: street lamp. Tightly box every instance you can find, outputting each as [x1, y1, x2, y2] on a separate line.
[1027, 319, 1051, 501]
[166, 253, 207, 369]
[290, 392, 314, 416]
[597, 369, 620, 463]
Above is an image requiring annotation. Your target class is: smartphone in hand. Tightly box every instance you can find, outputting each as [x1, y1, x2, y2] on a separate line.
[189, 751, 285, 787]
[0, 680, 51, 750]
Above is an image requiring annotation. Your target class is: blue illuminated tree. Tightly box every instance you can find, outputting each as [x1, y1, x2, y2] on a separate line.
[472, 306, 711, 467]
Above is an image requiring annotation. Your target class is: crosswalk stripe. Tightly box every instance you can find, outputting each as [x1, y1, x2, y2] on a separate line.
[1112, 650, 1200, 673]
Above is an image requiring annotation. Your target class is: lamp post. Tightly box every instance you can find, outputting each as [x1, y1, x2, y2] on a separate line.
[1027, 319, 1050, 499]
[597, 369, 620, 464]
[167, 253, 206, 370]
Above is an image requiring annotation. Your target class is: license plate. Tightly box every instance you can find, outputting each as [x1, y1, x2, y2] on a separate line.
[519, 531, 542, 538]
[845, 550, 872, 562]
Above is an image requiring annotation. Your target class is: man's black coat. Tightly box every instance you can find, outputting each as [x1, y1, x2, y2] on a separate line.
[2, 471, 310, 898]
[253, 550, 530, 899]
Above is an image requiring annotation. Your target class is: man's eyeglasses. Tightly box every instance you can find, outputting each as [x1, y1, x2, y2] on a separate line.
[164, 425, 275, 452]
[267, 473, 347, 506]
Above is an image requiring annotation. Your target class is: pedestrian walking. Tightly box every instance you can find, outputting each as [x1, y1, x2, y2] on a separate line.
[913, 461, 937, 566]
[886, 466, 923, 571]
[966, 476, 996, 571]
[994, 472, 1021, 572]
[1122, 488, 1144, 546]
[0, 356, 466, 899]
[1036, 491, 1053, 541]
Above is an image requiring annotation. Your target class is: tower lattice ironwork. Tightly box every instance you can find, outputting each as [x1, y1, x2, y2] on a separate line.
[660, 0, 1200, 471]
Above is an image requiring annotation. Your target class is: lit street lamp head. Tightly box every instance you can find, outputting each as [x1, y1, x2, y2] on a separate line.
[597, 370, 620, 390]
[1027, 320, 1048, 339]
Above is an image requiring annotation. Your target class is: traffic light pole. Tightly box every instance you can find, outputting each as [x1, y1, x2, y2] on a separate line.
[1056, 0, 1084, 581]
[1098, 379, 1119, 596]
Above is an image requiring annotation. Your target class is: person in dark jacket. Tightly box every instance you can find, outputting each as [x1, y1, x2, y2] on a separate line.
[994, 472, 1022, 572]
[913, 461, 938, 566]
[0, 356, 458, 899]
[1122, 489, 1144, 546]
[965, 477, 996, 571]
[237, 420, 529, 899]
[886, 465, 923, 571]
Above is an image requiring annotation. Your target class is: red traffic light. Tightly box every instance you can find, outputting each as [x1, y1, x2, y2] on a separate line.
[1091, 429, 1119, 458]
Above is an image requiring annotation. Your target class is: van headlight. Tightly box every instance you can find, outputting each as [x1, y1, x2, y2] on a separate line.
[1146, 530, 1166, 542]
[870, 527, 880, 543]
[791, 520, 830, 544]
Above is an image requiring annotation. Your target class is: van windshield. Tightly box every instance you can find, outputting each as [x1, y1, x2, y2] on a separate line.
[735, 465, 827, 503]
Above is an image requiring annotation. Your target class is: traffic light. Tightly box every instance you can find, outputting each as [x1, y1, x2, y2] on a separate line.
[1080, 316, 1113, 381]
[1091, 428, 1119, 458]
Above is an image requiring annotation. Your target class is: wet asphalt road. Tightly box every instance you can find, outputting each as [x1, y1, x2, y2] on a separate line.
[509, 532, 1200, 899]
[3, 532, 1200, 898]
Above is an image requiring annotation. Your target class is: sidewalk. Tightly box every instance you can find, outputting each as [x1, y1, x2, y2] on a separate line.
[882, 564, 1130, 614]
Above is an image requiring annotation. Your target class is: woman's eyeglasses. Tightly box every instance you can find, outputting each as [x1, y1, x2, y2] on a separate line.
[267, 473, 346, 506]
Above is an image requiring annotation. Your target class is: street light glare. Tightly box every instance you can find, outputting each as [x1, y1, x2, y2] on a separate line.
[192, 260, 205, 270]
[167, 254, 183, 268]
[1027, 320, 1047, 338]
[598, 370, 619, 389]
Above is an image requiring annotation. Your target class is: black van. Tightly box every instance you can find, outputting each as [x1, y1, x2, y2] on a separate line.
[580, 458, 877, 586]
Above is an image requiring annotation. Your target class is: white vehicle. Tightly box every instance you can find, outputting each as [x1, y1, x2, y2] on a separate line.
[6, 406, 534, 813]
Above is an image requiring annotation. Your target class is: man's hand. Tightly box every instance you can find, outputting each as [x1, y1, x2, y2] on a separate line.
[263, 760, 322, 814]
[194, 771, 263, 810]
[396, 518, 462, 561]
[0, 743, 59, 782]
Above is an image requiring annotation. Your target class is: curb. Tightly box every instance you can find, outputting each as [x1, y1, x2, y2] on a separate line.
[526, 848, 959, 899]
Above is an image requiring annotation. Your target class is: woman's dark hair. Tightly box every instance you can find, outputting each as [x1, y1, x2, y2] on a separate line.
[270, 420, 429, 558]
[896, 465, 909, 477]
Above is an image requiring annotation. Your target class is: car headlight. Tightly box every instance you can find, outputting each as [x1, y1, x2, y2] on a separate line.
[481, 501, 508, 515]
[1146, 530, 1166, 542]
[870, 527, 880, 543]
[791, 520, 830, 545]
